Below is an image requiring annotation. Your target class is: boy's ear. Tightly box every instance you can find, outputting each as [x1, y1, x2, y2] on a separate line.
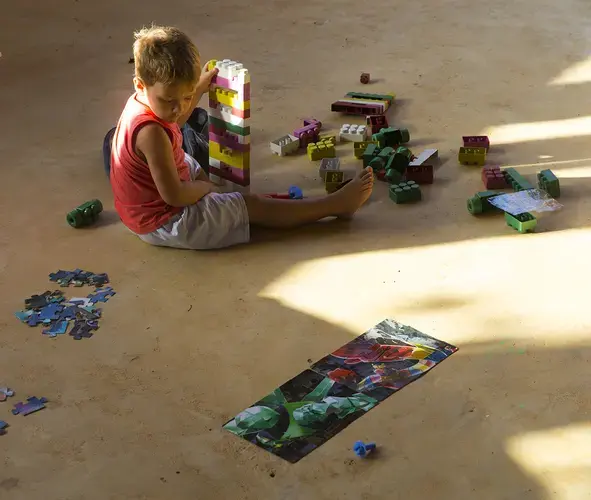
[134, 77, 146, 93]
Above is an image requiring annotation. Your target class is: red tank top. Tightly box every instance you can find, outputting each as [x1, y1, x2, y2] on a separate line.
[110, 93, 190, 234]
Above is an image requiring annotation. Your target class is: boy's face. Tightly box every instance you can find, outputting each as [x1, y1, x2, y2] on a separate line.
[135, 79, 198, 124]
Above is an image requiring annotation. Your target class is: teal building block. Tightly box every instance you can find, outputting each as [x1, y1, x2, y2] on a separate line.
[467, 190, 503, 215]
[389, 181, 421, 203]
[537, 169, 560, 198]
[503, 168, 534, 191]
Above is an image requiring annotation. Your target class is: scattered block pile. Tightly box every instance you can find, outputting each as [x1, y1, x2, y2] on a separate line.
[463, 136, 561, 234]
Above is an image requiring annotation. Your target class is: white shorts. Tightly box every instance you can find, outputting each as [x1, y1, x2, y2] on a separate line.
[137, 154, 250, 249]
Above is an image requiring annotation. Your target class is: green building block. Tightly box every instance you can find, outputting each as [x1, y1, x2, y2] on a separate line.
[458, 147, 486, 166]
[345, 92, 395, 105]
[503, 168, 534, 192]
[385, 168, 403, 184]
[389, 181, 421, 203]
[466, 190, 503, 215]
[67, 199, 103, 228]
[372, 128, 410, 148]
[368, 156, 386, 171]
[362, 144, 380, 167]
[505, 212, 537, 233]
[537, 169, 560, 198]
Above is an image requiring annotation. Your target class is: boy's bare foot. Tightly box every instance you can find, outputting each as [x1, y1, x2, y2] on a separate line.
[332, 167, 374, 219]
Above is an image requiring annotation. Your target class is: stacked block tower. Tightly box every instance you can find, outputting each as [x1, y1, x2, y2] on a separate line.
[207, 59, 251, 193]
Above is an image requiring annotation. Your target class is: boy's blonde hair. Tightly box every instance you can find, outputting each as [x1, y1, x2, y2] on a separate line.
[133, 25, 201, 86]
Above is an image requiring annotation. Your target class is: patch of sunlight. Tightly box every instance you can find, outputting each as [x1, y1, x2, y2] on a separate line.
[506, 424, 591, 500]
[549, 56, 591, 86]
[260, 228, 591, 346]
[482, 116, 591, 145]
[500, 158, 591, 178]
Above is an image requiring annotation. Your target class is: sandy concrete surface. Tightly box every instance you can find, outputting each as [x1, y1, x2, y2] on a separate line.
[1, 0, 591, 499]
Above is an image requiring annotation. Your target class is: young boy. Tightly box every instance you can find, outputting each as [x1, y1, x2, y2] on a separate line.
[108, 25, 374, 250]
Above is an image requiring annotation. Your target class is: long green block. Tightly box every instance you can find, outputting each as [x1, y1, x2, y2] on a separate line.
[537, 169, 560, 198]
[503, 168, 534, 191]
[345, 92, 395, 104]
[209, 116, 250, 136]
[467, 190, 503, 215]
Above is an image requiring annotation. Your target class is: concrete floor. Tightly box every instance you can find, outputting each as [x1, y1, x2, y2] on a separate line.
[1, 0, 591, 498]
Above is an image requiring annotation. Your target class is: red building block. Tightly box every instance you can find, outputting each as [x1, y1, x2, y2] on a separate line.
[482, 166, 508, 189]
[405, 165, 434, 184]
[463, 135, 490, 150]
[366, 115, 389, 134]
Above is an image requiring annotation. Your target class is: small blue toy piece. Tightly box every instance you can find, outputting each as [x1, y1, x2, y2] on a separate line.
[12, 396, 48, 416]
[288, 185, 304, 199]
[353, 440, 376, 458]
[87, 286, 116, 304]
[0, 421, 8, 435]
[42, 320, 69, 337]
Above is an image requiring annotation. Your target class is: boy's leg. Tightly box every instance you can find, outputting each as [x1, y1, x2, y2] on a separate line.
[102, 127, 116, 179]
[182, 107, 209, 173]
[243, 167, 374, 228]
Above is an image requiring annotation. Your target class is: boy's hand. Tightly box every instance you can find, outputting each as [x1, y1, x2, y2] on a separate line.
[195, 61, 219, 95]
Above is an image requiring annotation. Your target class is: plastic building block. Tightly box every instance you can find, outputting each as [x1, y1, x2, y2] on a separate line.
[366, 115, 388, 134]
[503, 168, 534, 192]
[385, 168, 403, 184]
[360, 73, 370, 84]
[207, 59, 250, 188]
[466, 190, 503, 215]
[409, 148, 438, 167]
[458, 147, 486, 166]
[345, 92, 395, 104]
[353, 440, 376, 457]
[294, 123, 321, 148]
[12, 396, 48, 416]
[307, 138, 336, 161]
[339, 124, 369, 142]
[405, 165, 434, 184]
[372, 127, 410, 148]
[270, 135, 299, 156]
[0, 421, 8, 435]
[389, 181, 421, 203]
[362, 145, 380, 167]
[537, 169, 560, 198]
[354, 140, 378, 159]
[368, 147, 394, 172]
[331, 92, 394, 116]
[463, 135, 490, 150]
[67, 199, 103, 228]
[505, 212, 537, 233]
[482, 166, 509, 190]
[325, 170, 345, 193]
[319, 158, 341, 180]
[388, 146, 413, 175]
[303, 118, 322, 128]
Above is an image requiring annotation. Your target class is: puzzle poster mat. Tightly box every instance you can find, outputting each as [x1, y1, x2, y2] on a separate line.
[223, 319, 458, 463]
[223, 369, 379, 463]
[309, 319, 458, 398]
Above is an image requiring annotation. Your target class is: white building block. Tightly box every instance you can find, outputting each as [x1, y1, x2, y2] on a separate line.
[339, 124, 369, 142]
[270, 134, 299, 156]
[214, 59, 250, 84]
[409, 148, 438, 166]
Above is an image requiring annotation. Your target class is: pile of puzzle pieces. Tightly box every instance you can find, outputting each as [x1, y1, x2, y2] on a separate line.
[14, 269, 115, 340]
[463, 136, 561, 233]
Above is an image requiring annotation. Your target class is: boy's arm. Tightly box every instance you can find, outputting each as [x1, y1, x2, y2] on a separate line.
[137, 123, 213, 207]
[177, 63, 218, 127]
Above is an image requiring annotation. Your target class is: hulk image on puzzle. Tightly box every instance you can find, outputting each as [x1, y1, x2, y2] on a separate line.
[223, 369, 379, 463]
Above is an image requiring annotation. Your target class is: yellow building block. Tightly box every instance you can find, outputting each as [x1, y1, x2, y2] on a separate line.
[354, 140, 378, 159]
[210, 141, 250, 170]
[209, 88, 250, 110]
[318, 134, 336, 145]
[307, 139, 336, 161]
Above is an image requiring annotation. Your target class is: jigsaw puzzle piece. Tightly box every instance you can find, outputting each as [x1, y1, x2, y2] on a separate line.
[87, 286, 116, 304]
[0, 387, 15, 401]
[49, 270, 69, 282]
[12, 396, 48, 416]
[42, 320, 69, 337]
[37, 302, 64, 323]
[26, 312, 42, 327]
[88, 273, 109, 286]
[58, 305, 78, 321]
[15, 310, 33, 322]
[67, 297, 92, 308]
[69, 318, 99, 340]
[0, 421, 8, 435]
